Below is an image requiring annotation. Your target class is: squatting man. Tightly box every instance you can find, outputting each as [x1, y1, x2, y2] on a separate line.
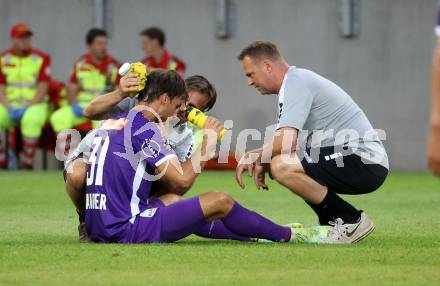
[235, 41, 389, 244]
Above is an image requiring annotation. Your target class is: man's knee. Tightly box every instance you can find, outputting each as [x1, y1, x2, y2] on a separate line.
[21, 106, 47, 138]
[198, 192, 235, 220]
[66, 160, 86, 190]
[270, 155, 283, 179]
[212, 192, 234, 211]
[202, 191, 234, 213]
[50, 107, 72, 133]
[270, 154, 304, 182]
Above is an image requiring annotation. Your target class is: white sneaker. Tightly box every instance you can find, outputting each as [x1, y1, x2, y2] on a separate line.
[319, 212, 374, 244]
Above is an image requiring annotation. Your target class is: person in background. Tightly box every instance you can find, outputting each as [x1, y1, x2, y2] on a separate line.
[0, 24, 51, 169]
[140, 27, 186, 77]
[50, 28, 120, 134]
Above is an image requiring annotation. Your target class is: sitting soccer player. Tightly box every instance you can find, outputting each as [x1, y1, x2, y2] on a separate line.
[84, 69, 328, 243]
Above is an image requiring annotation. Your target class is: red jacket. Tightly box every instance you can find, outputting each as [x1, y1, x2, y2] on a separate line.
[143, 49, 186, 77]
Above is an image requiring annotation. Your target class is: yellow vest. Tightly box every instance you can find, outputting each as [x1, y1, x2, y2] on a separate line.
[0, 50, 47, 107]
[58, 86, 68, 107]
[145, 61, 177, 71]
[74, 57, 118, 104]
[168, 60, 177, 70]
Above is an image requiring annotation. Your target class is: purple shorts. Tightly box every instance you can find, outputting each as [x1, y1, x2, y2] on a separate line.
[127, 196, 206, 243]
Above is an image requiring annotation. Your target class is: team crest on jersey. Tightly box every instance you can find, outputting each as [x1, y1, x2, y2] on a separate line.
[141, 138, 161, 158]
[140, 208, 158, 218]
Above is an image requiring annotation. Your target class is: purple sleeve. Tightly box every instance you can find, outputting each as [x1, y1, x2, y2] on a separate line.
[135, 121, 177, 167]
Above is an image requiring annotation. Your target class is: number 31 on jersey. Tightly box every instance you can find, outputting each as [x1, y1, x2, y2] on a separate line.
[87, 136, 110, 186]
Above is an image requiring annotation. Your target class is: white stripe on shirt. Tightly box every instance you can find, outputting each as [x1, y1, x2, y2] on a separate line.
[129, 160, 146, 224]
[155, 154, 177, 167]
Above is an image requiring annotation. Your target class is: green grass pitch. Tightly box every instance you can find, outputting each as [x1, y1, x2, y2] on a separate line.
[0, 171, 439, 285]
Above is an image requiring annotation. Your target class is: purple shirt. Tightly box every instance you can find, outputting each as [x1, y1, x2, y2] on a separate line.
[85, 110, 176, 242]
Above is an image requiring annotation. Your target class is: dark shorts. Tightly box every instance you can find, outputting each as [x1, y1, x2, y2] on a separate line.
[127, 198, 165, 243]
[300, 146, 388, 195]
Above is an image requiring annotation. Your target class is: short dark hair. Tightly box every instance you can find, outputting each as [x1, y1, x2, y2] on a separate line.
[140, 27, 166, 47]
[86, 28, 107, 45]
[185, 75, 217, 112]
[138, 69, 187, 103]
[238, 41, 281, 61]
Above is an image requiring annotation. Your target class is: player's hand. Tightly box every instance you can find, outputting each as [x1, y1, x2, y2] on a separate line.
[202, 117, 223, 153]
[204, 117, 224, 137]
[253, 163, 269, 190]
[176, 104, 188, 123]
[119, 73, 140, 95]
[235, 152, 258, 189]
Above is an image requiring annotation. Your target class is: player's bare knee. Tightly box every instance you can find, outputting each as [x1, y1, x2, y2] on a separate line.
[204, 192, 234, 214]
[270, 155, 293, 181]
[270, 155, 283, 179]
[199, 192, 234, 219]
[216, 192, 234, 212]
[67, 161, 86, 190]
[66, 171, 80, 187]
[270, 154, 303, 182]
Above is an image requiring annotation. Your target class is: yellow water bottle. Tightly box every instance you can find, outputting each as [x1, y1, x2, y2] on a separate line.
[118, 62, 148, 97]
[185, 107, 226, 141]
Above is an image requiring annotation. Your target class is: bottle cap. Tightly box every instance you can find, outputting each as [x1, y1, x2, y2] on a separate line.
[118, 62, 131, 76]
[184, 106, 194, 117]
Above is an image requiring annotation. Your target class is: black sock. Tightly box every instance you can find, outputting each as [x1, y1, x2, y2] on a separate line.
[77, 210, 85, 224]
[307, 190, 361, 225]
[306, 200, 332, 225]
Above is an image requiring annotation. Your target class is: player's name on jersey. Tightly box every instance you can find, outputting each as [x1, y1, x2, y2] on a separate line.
[86, 193, 107, 210]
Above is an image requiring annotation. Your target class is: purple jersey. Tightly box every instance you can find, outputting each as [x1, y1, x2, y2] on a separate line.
[85, 110, 176, 243]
